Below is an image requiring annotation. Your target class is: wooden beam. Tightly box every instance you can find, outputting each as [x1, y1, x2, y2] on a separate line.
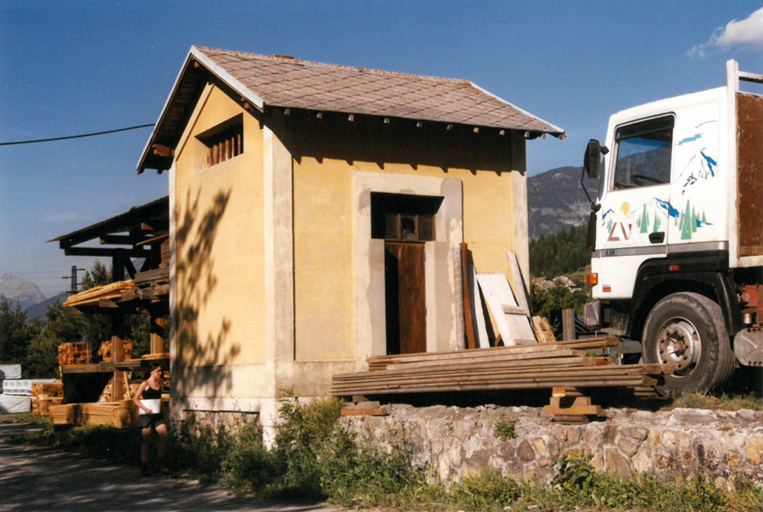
[99, 235, 150, 245]
[152, 144, 174, 158]
[64, 247, 152, 258]
[150, 309, 166, 355]
[460, 243, 477, 350]
[112, 312, 125, 402]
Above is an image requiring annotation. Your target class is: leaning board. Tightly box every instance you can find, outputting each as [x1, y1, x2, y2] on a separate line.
[477, 273, 536, 346]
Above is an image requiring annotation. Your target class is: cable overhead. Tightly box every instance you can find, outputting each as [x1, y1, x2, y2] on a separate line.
[0, 123, 155, 146]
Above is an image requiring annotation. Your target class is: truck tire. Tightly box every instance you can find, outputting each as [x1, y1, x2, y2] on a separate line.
[642, 292, 735, 397]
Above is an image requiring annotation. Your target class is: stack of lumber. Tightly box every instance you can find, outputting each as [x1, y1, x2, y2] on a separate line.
[80, 400, 138, 429]
[332, 337, 671, 397]
[63, 280, 134, 308]
[57, 342, 92, 366]
[49, 403, 81, 426]
[31, 381, 63, 417]
[98, 340, 133, 362]
[131, 267, 169, 301]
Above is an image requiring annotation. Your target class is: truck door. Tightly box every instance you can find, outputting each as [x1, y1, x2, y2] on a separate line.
[594, 116, 674, 298]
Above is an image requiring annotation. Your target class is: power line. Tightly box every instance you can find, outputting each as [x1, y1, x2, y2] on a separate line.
[0, 123, 155, 146]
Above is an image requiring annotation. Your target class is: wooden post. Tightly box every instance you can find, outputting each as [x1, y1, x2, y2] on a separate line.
[111, 311, 125, 402]
[562, 308, 575, 341]
[112, 253, 125, 282]
[460, 243, 477, 350]
[150, 308, 165, 355]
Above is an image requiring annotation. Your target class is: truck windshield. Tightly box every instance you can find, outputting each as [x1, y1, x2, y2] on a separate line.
[613, 116, 674, 190]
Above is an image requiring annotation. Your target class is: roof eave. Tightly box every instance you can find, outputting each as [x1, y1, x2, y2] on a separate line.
[137, 46, 267, 174]
[469, 82, 566, 139]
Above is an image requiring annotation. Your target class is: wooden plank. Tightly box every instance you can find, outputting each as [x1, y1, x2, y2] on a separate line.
[341, 408, 388, 416]
[477, 273, 536, 346]
[331, 376, 658, 395]
[365, 336, 620, 370]
[469, 263, 490, 349]
[737, 92, 763, 256]
[333, 365, 668, 385]
[382, 348, 588, 367]
[385, 354, 588, 371]
[507, 250, 531, 316]
[460, 243, 477, 350]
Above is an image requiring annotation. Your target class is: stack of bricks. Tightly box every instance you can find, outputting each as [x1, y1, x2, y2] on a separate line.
[32, 381, 64, 417]
[98, 339, 133, 362]
[57, 342, 92, 366]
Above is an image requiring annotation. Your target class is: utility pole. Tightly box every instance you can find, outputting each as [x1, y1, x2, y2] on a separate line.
[62, 265, 86, 294]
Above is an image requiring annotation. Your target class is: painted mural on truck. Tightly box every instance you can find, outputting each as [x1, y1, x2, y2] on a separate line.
[669, 117, 720, 243]
[597, 108, 721, 248]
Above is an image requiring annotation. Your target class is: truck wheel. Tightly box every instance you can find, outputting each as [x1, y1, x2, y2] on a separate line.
[642, 292, 735, 397]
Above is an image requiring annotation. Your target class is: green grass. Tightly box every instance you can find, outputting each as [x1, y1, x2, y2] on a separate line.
[663, 392, 763, 412]
[6, 395, 762, 512]
[0, 412, 50, 425]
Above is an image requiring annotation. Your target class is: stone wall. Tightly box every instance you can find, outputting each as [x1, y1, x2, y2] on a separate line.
[341, 404, 763, 487]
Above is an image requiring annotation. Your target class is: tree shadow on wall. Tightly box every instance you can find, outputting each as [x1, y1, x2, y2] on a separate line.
[173, 188, 239, 404]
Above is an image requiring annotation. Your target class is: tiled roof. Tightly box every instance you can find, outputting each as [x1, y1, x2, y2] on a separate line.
[138, 46, 564, 172]
[195, 46, 563, 135]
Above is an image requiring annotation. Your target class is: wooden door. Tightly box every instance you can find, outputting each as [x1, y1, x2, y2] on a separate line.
[384, 242, 426, 354]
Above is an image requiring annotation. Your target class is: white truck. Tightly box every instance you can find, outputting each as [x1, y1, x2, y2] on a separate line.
[582, 60, 763, 396]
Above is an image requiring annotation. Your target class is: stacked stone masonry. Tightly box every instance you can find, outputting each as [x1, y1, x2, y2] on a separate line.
[340, 404, 763, 487]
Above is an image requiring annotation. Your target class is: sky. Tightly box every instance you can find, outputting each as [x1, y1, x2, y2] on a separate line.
[2, 0, 763, 298]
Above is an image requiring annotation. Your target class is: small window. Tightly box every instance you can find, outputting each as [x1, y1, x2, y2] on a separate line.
[371, 193, 442, 242]
[196, 115, 243, 168]
[613, 116, 674, 190]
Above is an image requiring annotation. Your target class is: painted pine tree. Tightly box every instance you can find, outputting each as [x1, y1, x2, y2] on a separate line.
[640, 204, 649, 234]
[681, 201, 693, 240]
[692, 207, 697, 233]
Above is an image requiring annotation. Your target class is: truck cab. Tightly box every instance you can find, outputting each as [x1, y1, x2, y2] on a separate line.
[584, 60, 763, 396]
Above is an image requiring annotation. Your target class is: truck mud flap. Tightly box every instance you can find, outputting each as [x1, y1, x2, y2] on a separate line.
[734, 328, 763, 366]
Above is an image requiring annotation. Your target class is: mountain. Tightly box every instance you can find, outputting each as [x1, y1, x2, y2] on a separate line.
[0, 274, 46, 309]
[527, 166, 599, 239]
[25, 293, 70, 321]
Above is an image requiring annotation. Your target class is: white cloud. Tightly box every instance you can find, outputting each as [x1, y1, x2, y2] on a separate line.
[690, 7, 763, 57]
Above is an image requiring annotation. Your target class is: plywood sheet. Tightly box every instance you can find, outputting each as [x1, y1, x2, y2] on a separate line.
[477, 273, 536, 346]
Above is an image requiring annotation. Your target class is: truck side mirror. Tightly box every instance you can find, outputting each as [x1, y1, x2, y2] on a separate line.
[584, 139, 602, 180]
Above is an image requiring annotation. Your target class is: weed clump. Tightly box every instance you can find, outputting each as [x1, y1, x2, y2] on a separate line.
[494, 418, 516, 440]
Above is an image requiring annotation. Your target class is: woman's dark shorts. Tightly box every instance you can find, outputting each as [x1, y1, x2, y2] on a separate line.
[139, 413, 166, 430]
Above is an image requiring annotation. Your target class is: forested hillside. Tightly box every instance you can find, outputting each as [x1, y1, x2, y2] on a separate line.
[529, 224, 590, 278]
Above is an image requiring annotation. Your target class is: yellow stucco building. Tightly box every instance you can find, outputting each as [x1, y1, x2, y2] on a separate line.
[138, 46, 563, 431]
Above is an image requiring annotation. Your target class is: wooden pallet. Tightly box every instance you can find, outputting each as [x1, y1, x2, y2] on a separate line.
[332, 337, 670, 397]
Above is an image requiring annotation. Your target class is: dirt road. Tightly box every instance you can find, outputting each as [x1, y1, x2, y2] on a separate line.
[0, 423, 343, 512]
